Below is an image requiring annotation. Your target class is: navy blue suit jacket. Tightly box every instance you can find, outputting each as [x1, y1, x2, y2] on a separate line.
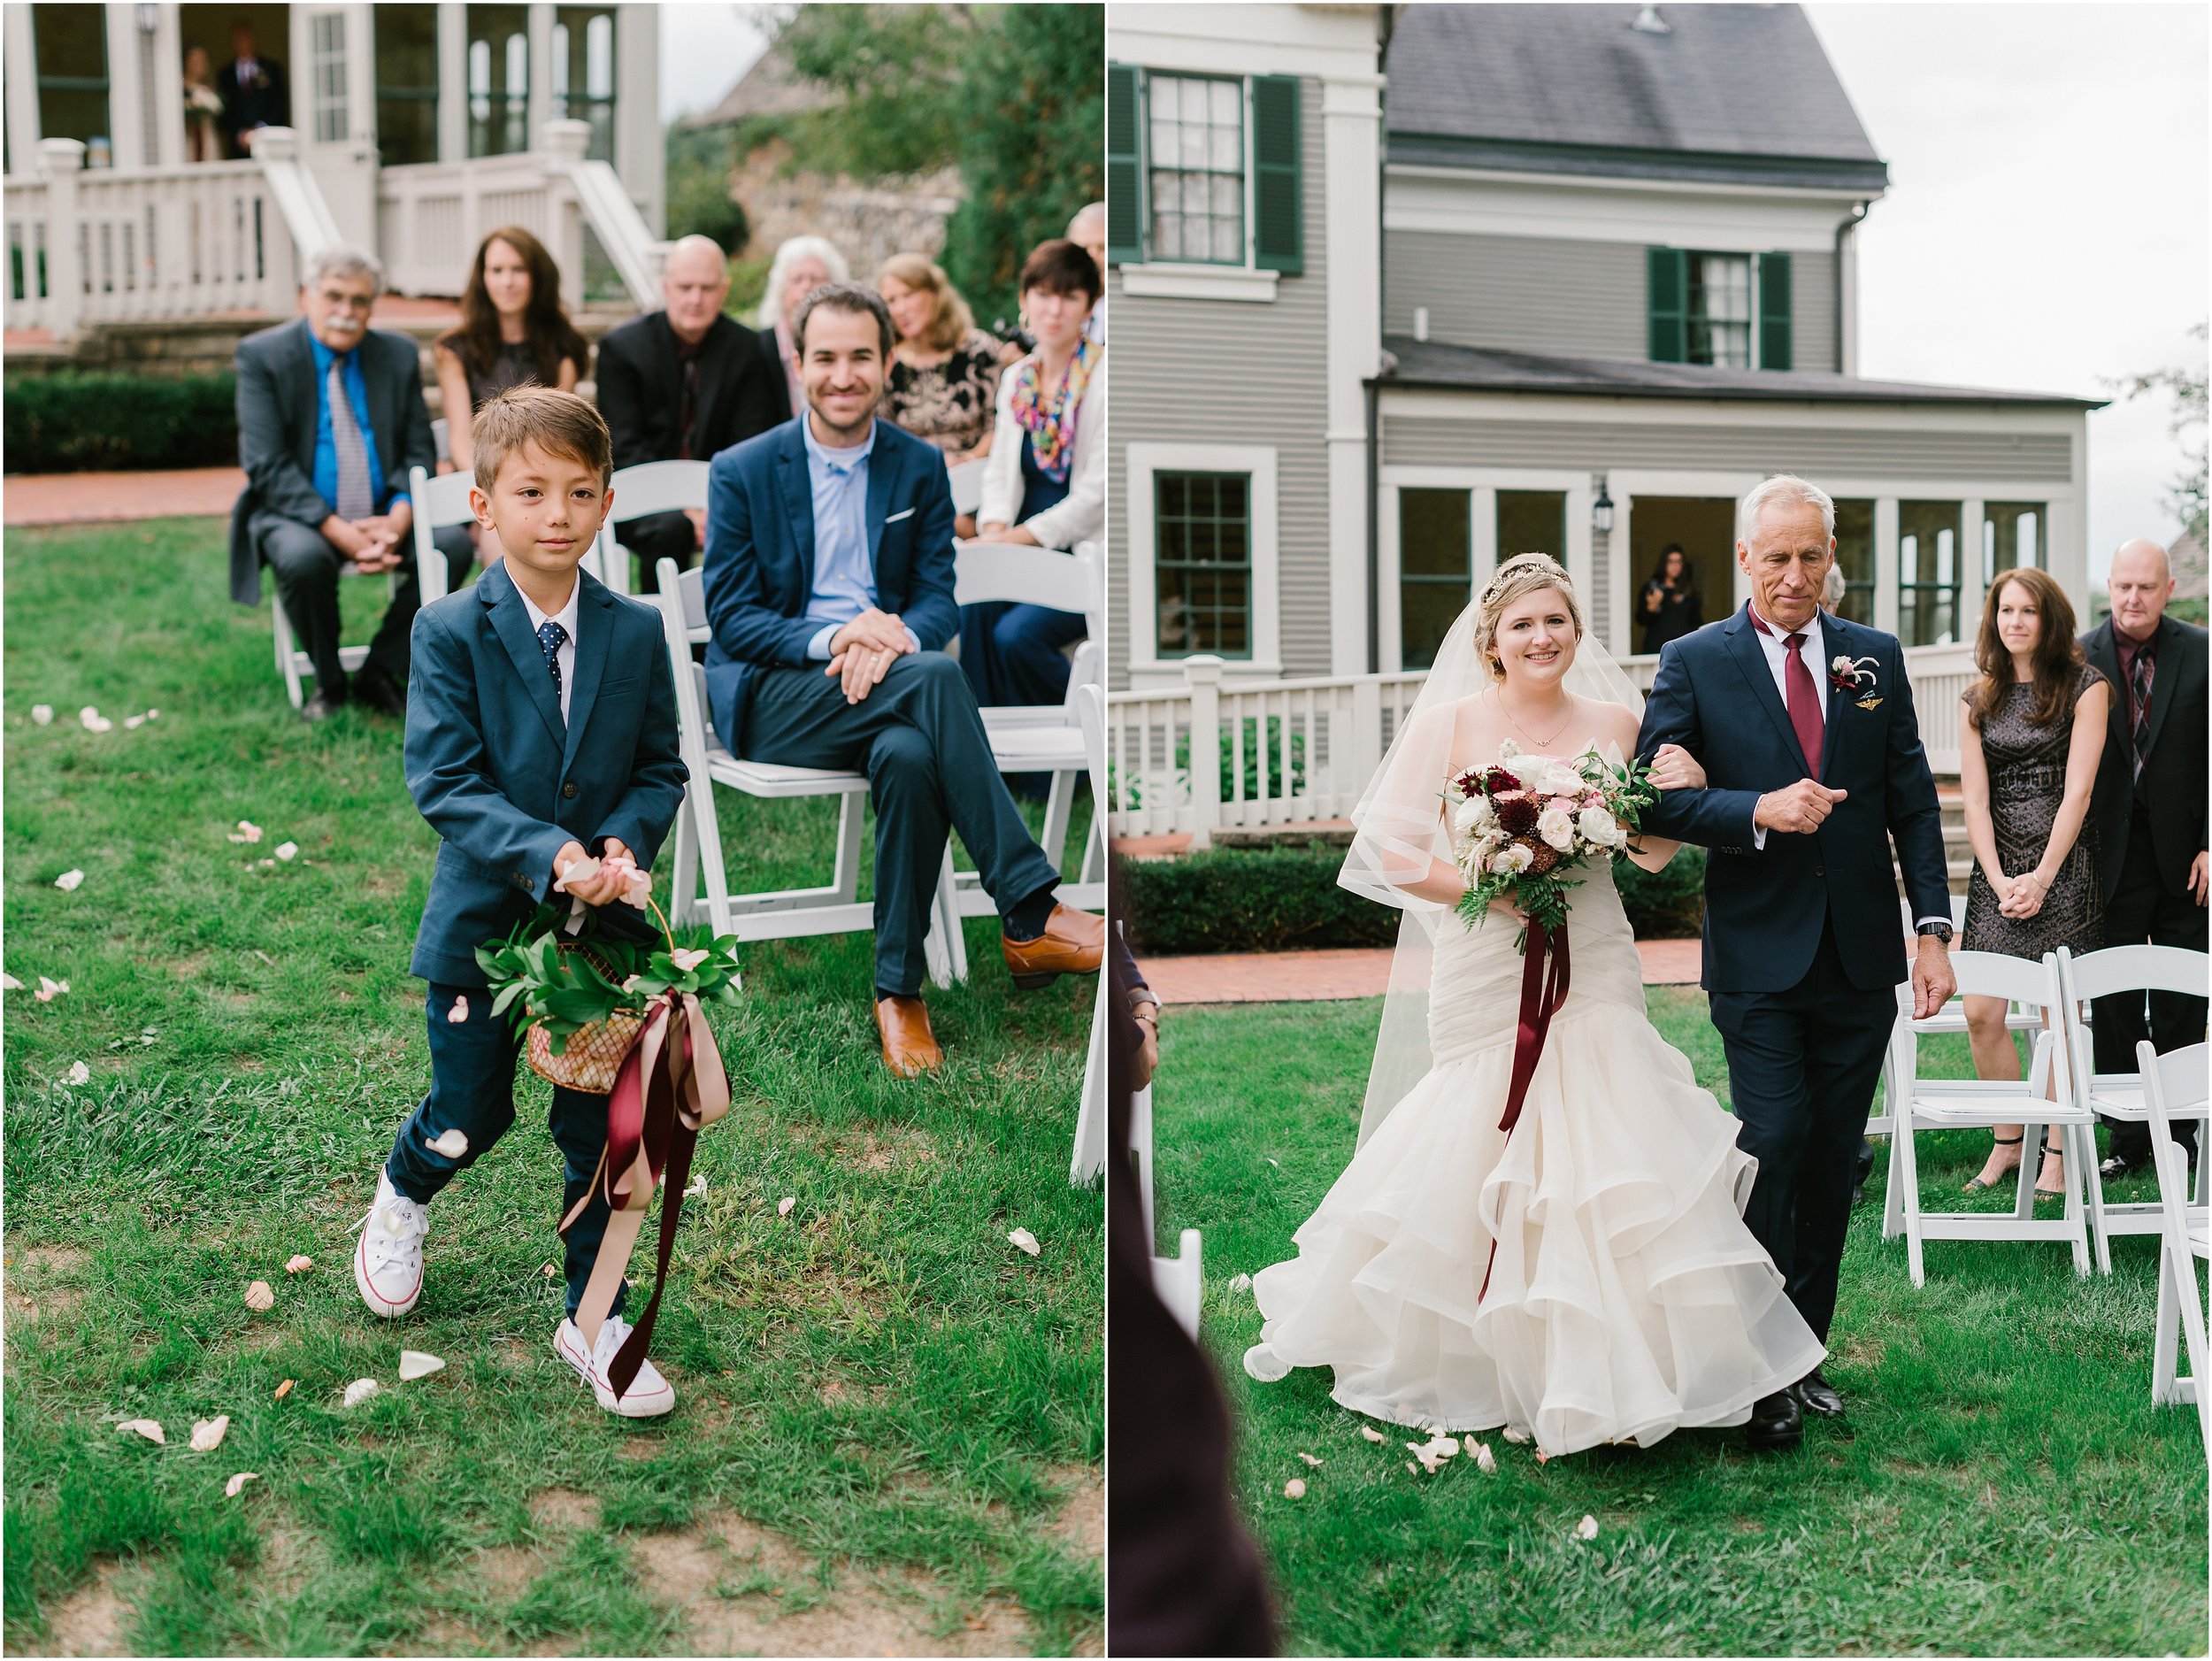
[699, 416, 960, 754]
[1636, 604, 1950, 996]
[403, 561, 687, 985]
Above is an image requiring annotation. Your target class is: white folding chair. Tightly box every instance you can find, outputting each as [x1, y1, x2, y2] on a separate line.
[1886, 950, 2093, 1284]
[270, 542, 399, 711]
[951, 540, 1107, 921]
[2057, 946, 2212, 1273]
[649, 558, 964, 988]
[1153, 1227, 1204, 1342]
[2142, 1040, 2211, 1463]
[594, 459, 711, 598]
[407, 464, 480, 604]
[431, 416, 451, 465]
[1069, 684, 1112, 1187]
[948, 457, 987, 518]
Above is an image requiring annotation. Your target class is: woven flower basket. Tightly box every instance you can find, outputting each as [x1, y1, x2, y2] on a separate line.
[524, 940, 644, 1095]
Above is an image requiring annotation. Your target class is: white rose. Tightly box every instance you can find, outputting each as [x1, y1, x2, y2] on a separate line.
[1452, 797, 1484, 837]
[1503, 753, 1549, 788]
[1577, 804, 1624, 848]
[1496, 738, 1522, 761]
[1489, 843, 1533, 876]
[1540, 764, 1586, 798]
[1537, 806, 1576, 851]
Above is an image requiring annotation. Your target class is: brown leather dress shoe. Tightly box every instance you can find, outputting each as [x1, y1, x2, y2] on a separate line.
[874, 995, 943, 1078]
[1001, 904, 1105, 990]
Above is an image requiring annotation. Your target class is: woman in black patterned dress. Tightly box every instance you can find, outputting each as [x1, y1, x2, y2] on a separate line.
[1958, 566, 2111, 1196]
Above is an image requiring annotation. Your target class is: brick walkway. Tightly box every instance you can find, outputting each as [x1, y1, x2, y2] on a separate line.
[4, 467, 245, 527]
[1138, 935, 1707, 1005]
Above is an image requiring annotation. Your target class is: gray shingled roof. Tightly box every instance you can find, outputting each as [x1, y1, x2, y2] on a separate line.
[1386, 4, 1888, 191]
[1379, 337, 2106, 409]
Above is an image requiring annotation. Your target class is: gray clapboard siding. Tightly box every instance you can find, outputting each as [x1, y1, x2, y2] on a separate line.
[1386, 229, 1838, 372]
[1380, 414, 2074, 483]
[1108, 78, 1331, 683]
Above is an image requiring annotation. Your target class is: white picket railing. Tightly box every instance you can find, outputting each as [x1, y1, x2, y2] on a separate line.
[1110, 642, 1977, 847]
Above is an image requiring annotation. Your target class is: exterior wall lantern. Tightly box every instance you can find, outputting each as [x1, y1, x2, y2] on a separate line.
[1591, 481, 1616, 534]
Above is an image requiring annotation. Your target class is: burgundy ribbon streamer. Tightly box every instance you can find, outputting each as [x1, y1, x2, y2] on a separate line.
[1480, 918, 1573, 1302]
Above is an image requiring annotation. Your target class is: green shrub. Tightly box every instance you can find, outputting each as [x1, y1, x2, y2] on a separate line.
[4, 371, 239, 473]
[1617, 844, 1705, 938]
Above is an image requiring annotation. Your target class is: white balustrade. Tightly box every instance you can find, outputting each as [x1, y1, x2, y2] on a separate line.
[1109, 644, 1974, 845]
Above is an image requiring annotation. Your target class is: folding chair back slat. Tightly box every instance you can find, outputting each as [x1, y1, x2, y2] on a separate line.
[2141, 1039, 2212, 1463]
[409, 465, 479, 604]
[590, 460, 712, 597]
[948, 458, 987, 518]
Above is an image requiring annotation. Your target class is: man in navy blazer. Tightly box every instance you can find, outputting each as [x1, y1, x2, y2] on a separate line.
[1638, 474, 1955, 1448]
[701, 283, 1102, 1076]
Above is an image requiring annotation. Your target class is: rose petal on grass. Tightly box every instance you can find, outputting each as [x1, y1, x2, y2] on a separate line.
[124, 715, 146, 729]
[1534, 1449, 1551, 1465]
[1405, 1460, 1418, 1473]
[146, 710, 159, 721]
[188, 1415, 230, 1452]
[1502, 1426, 1531, 1444]
[777, 1196, 795, 1218]
[274, 842, 298, 862]
[31, 705, 53, 725]
[446, 995, 469, 1025]
[234, 821, 263, 843]
[683, 1175, 708, 1198]
[1471, 1441, 1496, 1473]
[63, 1061, 90, 1086]
[424, 1127, 469, 1158]
[118, 1419, 166, 1444]
[342, 1379, 380, 1408]
[1575, 1514, 1599, 1541]
[273, 1380, 295, 1401]
[35, 977, 68, 1002]
[1283, 1478, 1307, 1499]
[1227, 1272, 1252, 1294]
[79, 707, 112, 734]
[398, 1350, 445, 1381]
[1296, 1452, 1323, 1467]
[1007, 1227, 1041, 1257]
[242, 1280, 275, 1312]
[541, 1261, 558, 1279]
[284, 1255, 312, 1274]
[1359, 1426, 1387, 1443]
[0, 973, 20, 991]
[225, 1472, 258, 1498]
[54, 870, 84, 892]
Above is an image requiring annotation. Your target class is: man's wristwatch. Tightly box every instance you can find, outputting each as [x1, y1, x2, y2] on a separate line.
[1916, 921, 1954, 944]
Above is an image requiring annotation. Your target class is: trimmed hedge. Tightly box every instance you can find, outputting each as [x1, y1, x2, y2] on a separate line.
[4, 371, 239, 473]
[1123, 842, 1707, 956]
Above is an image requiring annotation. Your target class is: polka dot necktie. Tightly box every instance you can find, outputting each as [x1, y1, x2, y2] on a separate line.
[536, 619, 567, 698]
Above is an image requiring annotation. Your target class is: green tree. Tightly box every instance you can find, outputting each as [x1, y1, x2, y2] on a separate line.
[664, 123, 751, 255]
[2107, 321, 2208, 544]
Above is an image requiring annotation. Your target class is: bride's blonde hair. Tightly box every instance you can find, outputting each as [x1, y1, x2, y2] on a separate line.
[1472, 553, 1584, 682]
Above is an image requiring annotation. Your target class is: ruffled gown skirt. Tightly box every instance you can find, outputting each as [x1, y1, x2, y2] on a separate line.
[1242, 864, 1824, 1457]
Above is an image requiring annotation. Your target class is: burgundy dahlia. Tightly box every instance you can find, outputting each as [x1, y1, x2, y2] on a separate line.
[1482, 765, 1520, 796]
[1494, 793, 1540, 836]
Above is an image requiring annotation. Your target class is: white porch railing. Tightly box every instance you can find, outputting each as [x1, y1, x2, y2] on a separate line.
[5, 137, 298, 336]
[378, 120, 666, 311]
[1109, 643, 1978, 848]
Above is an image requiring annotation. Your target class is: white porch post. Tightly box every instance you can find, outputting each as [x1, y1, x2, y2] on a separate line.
[1184, 657, 1225, 851]
[1873, 496, 1901, 636]
[437, 2, 466, 162]
[1960, 496, 1986, 641]
[541, 117, 589, 310]
[615, 2, 661, 233]
[39, 137, 86, 339]
[526, 4, 554, 153]
[102, 4, 144, 167]
[5, 6, 41, 174]
[1323, 69, 1382, 676]
[146, 3, 187, 167]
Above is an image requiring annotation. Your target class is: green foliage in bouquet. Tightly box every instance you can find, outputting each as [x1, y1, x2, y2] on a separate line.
[1455, 746, 1662, 950]
[474, 904, 741, 1057]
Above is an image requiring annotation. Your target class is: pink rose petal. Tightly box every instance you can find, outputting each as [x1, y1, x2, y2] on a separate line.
[284, 1255, 313, 1273]
[225, 1472, 258, 1498]
[31, 705, 53, 725]
[0, 973, 20, 991]
[35, 977, 68, 1002]
[189, 1415, 230, 1452]
[1575, 1514, 1598, 1541]
[447, 995, 469, 1024]
[777, 1196, 796, 1218]
[117, 1419, 165, 1444]
[54, 870, 84, 892]
[1283, 1478, 1307, 1499]
[243, 1280, 275, 1311]
[398, 1350, 445, 1381]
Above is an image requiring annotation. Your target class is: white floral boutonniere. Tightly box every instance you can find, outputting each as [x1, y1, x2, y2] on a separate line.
[1830, 652, 1882, 709]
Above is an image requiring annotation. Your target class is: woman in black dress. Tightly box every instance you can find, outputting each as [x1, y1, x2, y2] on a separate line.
[1957, 566, 2111, 1196]
[1638, 545, 1702, 654]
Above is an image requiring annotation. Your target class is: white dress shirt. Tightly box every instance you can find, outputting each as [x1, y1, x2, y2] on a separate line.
[518, 575, 581, 724]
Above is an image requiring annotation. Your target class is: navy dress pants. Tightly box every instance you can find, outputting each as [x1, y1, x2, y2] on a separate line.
[2095, 808, 2208, 1165]
[260, 512, 468, 696]
[384, 984, 626, 1321]
[739, 651, 1061, 996]
[1708, 919, 1897, 1344]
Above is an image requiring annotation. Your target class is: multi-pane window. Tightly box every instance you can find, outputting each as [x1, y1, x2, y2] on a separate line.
[1687, 254, 1751, 368]
[552, 7, 617, 163]
[1146, 74, 1243, 265]
[1984, 503, 2047, 585]
[1400, 489, 1471, 671]
[1155, 473, 1252, 658]
[32, 4, 110, 152]
[374, 4, 441, 167]
[1832, 498, 1877, 626]
[1497, 490, 1567, 565]
[467, 4, 530, 158]
[311, 12, 349, 142]
[1898, 500, 1962, 647]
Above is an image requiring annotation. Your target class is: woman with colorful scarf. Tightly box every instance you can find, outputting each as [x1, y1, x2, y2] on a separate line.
[965, 240, 1107, 728]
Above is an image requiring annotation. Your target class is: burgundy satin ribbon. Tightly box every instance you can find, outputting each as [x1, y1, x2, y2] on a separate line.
[561, 991, 730, 1398]
[1480, 919, 1572, 1303]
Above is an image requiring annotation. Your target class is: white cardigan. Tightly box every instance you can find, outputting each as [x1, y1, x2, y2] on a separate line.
[977, 349, 1106, 551]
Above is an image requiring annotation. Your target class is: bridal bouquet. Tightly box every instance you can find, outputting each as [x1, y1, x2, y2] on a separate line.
[1448, 740, 1660, 943]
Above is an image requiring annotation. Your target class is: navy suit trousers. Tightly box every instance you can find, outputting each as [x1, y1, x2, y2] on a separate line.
[384, 984, 626, 1321]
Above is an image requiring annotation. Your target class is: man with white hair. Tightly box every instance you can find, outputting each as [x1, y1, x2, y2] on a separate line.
[594, 235, 788, 592]
[2080, 537, 2208, 1176]
[228, 245, 436, 720]
[1637, 473, 1955, 1448]
[1068, 201, 1107, 342]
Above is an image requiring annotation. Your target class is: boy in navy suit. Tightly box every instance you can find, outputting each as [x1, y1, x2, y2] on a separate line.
[354, 388, 688, 1419]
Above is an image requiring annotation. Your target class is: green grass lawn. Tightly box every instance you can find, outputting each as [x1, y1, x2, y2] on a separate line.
[2, 519, 1102, 1657]
[1154, 991, 2208, 1657]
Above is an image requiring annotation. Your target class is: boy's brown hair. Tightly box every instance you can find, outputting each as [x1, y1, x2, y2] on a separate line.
[470, 386, 612, 493]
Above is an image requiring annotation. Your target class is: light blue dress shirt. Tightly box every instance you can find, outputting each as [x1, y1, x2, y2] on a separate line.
[800, 418, 918, 660]
[306, 333, 406, 516]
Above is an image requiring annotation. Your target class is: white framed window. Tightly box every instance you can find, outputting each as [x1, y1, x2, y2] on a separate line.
[311, 12, 348, 142]
[1125, 442, 1281, 675]
[1146, 73, 1245, 265]
[1687, 253, 1751, 368]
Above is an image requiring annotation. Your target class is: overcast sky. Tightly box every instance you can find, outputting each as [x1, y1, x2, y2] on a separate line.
[660, 4, 773, 122]
[1803, 2, 2208, 573]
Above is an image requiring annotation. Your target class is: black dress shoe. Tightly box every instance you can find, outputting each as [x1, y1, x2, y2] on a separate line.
[1793, 1368, 1845, 1419]
[300, 690, 342, 723]
[351, 664, 408, 718]
[2099, 1154, 2143, 1181]
[1747, 1388, 1801, 1450]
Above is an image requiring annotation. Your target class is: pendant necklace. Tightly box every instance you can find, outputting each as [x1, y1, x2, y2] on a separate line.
[1493, 687, 1574, 750]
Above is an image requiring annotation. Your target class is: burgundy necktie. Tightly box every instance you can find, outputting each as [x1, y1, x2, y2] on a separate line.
[1751, 610, 1825, 773]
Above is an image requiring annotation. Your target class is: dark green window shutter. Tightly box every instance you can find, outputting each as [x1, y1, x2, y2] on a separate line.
[1252, 75, 1302, 275]
[1757, 251, 1793, 371]
[1106, 64, 1141, 265]
[1647, 247, 1686, 363]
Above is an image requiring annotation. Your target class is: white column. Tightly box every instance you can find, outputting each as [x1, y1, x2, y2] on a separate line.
[1960, 496, 1986, 641]
[617, 2, 661, 232]
[103, 4, 142, 166]
[1874, 496, 1900, 636]
[526, 3, 554, 155]
[5, 6, 41, 174]
[437, 2, 466, 162]
[1607, 492, 1632, 656]
[1322, 70, 1383, 675]
[148, 3, 186, 166]
[39, 138, 85, 339]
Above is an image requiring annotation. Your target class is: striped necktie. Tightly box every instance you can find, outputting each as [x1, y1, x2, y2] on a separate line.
[2129, 637, 2155, 780]
[327, 356, 375, 520]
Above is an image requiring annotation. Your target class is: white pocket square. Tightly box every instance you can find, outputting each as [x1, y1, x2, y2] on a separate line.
[884, 506, 916, 525]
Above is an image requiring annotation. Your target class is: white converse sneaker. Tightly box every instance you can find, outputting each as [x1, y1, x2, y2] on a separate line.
[555, 1314, 676, 1419]
[352, 1172, 427, 1318]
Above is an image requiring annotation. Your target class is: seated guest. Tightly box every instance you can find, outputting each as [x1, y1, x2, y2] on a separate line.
[229, 245, 435, 721]
[431, 225, 591, 580]
[879, 252, 1005, 465]
[1067, 201, 1107, 343]
[965, 239, 1106, 718]
[756, 235, 850, 418]
[594, 235, 787, 593]
[701, 282, 1103, 1078]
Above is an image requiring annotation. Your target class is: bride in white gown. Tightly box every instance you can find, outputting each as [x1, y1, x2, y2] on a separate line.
[1242, 555, 1824, 1457]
